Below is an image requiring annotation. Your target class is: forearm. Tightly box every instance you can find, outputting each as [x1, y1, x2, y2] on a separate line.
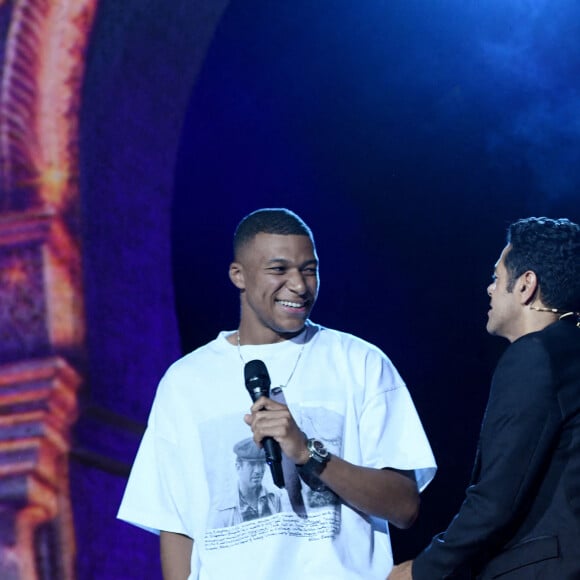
[317, 456, 419, 528]
[160, 531, 193, 580]
[245, 397, 420, 527]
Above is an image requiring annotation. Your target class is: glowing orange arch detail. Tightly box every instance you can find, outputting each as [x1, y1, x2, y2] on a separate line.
[1, 0, 98, 211]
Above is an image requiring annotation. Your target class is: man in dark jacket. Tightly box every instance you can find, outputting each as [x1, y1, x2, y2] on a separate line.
[389, 216, 580, 579]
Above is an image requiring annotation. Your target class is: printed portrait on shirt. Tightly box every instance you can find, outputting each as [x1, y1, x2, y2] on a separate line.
[202, 405, 343, 548]
[209, 437, 282, 528]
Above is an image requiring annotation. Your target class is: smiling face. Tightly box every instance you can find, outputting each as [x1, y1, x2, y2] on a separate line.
[230, 233, 319, 344]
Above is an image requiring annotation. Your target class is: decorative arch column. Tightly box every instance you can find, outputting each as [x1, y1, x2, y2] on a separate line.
[0, 0, 230, 577]
[0, 2, 98, 578]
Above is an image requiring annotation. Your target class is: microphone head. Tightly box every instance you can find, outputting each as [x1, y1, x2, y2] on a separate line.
[244, 359, 271, 401]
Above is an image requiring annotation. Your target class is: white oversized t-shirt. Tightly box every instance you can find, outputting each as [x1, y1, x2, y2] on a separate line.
[118, 322, 436, 579]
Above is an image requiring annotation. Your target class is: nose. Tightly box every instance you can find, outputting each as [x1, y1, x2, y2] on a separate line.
[287, 269, 306, 294]
[487, 282, 494, 297]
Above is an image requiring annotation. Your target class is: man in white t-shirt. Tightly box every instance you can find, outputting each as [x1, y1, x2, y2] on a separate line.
[118, 208, 436, 579]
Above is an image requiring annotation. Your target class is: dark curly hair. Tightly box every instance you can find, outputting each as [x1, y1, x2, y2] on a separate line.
[505, 217, 580, 311]
[233, 208, 314, 258]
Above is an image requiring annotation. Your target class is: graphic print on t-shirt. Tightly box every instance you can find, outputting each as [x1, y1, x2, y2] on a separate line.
[202, 405, 342, 550]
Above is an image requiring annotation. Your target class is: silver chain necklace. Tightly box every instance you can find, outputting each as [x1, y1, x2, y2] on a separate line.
[236, 326, 309, 390]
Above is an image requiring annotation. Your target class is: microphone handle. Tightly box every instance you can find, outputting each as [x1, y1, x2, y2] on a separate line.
[263, 436, 285, 488]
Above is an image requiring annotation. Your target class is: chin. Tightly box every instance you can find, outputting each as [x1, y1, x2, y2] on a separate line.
[279, 318, 308, 331]
[280, 325, 306, 336]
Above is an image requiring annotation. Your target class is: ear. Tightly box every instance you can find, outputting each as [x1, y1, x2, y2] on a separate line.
[518, 270, 539, 305]
[229, 262, 245, 290]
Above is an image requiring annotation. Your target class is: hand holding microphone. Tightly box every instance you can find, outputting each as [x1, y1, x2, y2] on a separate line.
[244, 359, 285, 488]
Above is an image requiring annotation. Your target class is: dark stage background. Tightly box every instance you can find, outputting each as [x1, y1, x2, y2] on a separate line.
[171, 0, 580, 562]
[74, 0, 580, 576]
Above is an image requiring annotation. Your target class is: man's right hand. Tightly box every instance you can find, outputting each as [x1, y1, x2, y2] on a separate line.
[388, 560, 413, 580]
[244, 396, 309, 464]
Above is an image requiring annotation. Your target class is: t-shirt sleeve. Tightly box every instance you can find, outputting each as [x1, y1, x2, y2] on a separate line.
[117, 375, 191, 537]
[360, 351, 437, 492]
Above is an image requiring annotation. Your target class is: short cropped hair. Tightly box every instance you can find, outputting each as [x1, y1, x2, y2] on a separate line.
[505, 217, 580, 311]
[233, 208, 314, 258]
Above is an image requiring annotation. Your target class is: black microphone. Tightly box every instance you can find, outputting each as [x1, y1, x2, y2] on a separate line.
[244, 359, 285, 488]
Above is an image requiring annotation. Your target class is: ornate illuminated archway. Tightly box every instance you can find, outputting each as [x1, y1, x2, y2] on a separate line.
[0, 1, 228, 577]
[0, 2, 98, 577]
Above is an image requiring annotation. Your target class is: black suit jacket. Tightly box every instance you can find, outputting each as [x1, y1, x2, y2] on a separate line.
[413, 318, 580, 579]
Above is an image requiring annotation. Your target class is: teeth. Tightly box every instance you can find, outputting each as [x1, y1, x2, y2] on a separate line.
[277, 300, 303, 308]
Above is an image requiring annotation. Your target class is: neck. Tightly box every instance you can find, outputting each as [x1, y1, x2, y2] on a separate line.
[234, 324, 307, 346]
[515, 304, 560, 339]
[239, 485, 261, 503]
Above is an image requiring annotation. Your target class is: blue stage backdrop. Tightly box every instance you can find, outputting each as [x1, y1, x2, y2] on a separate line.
[71, 1, 580, 577]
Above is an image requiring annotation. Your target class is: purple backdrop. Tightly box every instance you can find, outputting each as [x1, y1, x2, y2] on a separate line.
[75, 1, 580, 577]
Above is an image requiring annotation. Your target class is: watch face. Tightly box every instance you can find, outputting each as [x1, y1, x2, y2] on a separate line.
[309, 438, 329, 459]
[299, 439, 331, 481]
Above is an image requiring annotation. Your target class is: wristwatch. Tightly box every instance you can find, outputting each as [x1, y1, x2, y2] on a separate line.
[298, 438, 330, 479]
